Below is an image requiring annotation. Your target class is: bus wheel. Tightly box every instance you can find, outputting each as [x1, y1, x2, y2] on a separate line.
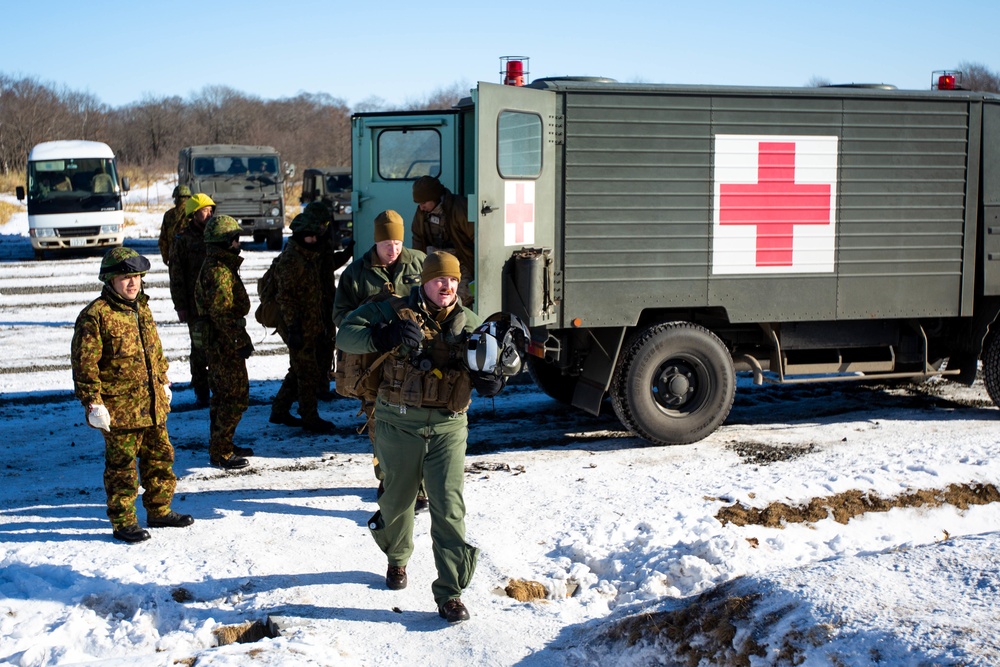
[611, 322, 735, 446]
[33, 249, 44, 260]
[984, 333, 1000, 408]
[527, 356, 576, 404]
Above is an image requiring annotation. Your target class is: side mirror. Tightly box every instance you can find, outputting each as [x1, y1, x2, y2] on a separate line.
[15, 185, 25, 201]
[121, 177, 131, 193]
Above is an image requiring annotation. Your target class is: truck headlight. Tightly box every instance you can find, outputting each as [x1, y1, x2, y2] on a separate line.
[30, 228, 56, 238]
[270, 206, 281, 217]
[100, 224, 120, 235]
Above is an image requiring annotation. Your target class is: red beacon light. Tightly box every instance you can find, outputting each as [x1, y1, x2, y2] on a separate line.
[500, 56, 529, 87]
[932, 70, 963, 90]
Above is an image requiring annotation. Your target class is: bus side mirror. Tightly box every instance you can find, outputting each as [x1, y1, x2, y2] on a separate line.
[121, 177, 131, 193]
[15, 186, 24, 201]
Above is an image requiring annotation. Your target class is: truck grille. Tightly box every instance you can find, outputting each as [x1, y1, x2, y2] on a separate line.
[218, 202, 265, 218]
[58, 226, 101, 238]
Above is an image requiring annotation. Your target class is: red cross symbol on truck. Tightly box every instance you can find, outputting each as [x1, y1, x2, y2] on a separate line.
[505, 181, 534, 244]
[719, 142, 832, 267]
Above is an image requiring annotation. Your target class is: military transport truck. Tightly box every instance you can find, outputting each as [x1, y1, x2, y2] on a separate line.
[299, 166, 353, 247]
[351, 75, 1000, 445]
[178, 145, 285, 249]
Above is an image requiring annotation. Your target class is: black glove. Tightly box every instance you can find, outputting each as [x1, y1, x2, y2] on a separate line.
[238, 343, 254, 359]
[471, 371, 506, 398]
[286, 322, 304, 351]
[372, 318, 423, 353]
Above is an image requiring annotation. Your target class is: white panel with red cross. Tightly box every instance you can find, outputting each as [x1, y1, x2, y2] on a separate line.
[504, 180, 536, 246]
[712, 134, 838, 275]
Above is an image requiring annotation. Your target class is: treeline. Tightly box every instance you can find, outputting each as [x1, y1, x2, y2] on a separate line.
[0, 75, 469, 178]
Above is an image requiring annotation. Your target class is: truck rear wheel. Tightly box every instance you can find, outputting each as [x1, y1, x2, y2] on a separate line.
[527, 357, 576, 404]
[984, 333, 1000, 408]
[611, 322, 735, 445]
[266, 230, 283, 250]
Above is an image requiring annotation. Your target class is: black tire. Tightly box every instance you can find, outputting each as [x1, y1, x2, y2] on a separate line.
[266, 230, 283, 250]
[527, 356, 577, 404]
[984, 333, 1000, 408]
[253, 232, 265, 244]
[33, 249, 44, 261]
[611, 322, 735, 445]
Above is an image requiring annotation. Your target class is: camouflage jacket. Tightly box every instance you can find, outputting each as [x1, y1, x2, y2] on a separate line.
[333, 246, 426, 327]
[275, 238, 325, 338]
[411, 192, 474, 274]
[168, 223, 206, 314]
[195, 246, 251, 351]
[71, 286, 170, 428]
[157, 205, 187, 265]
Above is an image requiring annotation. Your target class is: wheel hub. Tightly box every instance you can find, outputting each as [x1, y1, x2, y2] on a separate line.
[654, 361, 697, 408]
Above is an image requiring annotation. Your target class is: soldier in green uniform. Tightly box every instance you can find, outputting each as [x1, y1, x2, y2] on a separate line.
[334, 210, 427, 510]
[338, 251, 505, 623]
[269, 209, 336, 432]
[195, 215, 255, 470]
[169, 193, 215, 407]
[157, 185, 192, 265]
[71, 247, 194, 543]
[410, 176, 475, 307]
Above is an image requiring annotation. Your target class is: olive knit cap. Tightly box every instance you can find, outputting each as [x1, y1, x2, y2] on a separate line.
[412, 175, 445, 204]
[302, 201, 331, 224]
[99, 247, 150, 283]
[374, 210, 405, 242]
[421, 250, 461, 283]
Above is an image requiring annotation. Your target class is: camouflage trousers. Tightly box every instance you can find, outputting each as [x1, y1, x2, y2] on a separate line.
[186, 320, 210, 399]
[103, 423, 176, 529]
[273, 334, 321, 420]
[206, 342, 249, 460]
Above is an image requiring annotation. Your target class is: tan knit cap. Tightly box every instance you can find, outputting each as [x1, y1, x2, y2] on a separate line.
[412, 176, 446, 204]
[374, 210, 405, 242]
[421, 251, 461, 283]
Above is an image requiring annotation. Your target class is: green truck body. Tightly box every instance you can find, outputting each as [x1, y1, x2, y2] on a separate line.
[351, 78, 1000, 445]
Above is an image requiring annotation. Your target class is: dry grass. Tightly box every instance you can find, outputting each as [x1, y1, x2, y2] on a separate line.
[0, 199, 23, 227]
[0, 171, 23, 193]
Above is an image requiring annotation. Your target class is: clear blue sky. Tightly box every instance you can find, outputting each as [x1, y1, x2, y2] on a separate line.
[6, 0, 998, 109]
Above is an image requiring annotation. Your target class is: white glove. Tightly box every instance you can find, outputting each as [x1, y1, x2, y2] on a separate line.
[163, 383, 172, 404]
[87, 404, 111, 432]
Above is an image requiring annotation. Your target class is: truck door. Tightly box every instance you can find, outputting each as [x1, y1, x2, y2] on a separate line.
[351, 111, 461, 252]
[473, 82, 558, 318]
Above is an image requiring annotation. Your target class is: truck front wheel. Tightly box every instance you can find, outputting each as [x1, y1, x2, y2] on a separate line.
[527, 357, 576, 404]
[266, 230, 283, 250]
[984, 333, 1000, 408]
[611, 322, 735, 445]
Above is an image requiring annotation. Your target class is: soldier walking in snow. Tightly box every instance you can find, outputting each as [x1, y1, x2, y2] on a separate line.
[195, 215, 255, 470]
[157, 185, 191, 265]
[71, 247, 194, 543]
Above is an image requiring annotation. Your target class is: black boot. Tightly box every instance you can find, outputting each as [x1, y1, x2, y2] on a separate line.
[301, 416, 335, 433]
[113, 523, 151, 543]
[210, 454, 250, 470]
[269, 411, 302, 427]
[232, 445, 255, 457]
[438, 598, 470, 623]
[386, 565, 407, 590]
[147, 511, 194, 528]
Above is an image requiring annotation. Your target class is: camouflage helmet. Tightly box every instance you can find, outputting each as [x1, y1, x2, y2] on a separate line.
[302, 201, 332, 224]
[171, 185, 192, 199]
[185, 193, 215, 216]
[99, 247, 151, 283]
[290, 211, 330, 236]
[203, 214, 242, 244]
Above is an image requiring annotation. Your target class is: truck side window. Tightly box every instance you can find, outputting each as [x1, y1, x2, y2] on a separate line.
[377, 129, 441, 180]
[497, 111, 542, 178]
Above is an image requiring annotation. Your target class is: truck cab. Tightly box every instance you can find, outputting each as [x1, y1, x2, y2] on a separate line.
[299, 166, 354, 248]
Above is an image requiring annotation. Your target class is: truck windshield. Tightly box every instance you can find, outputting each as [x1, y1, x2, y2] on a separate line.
[326, 174, 351, 192]
[194, 156, 278, 177]
[26, 158, 122, 214]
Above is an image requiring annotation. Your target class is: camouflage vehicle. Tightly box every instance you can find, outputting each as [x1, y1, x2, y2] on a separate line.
[351, 68, 1000, 445]
[299, 166, 353, 247]
[178, 145, 285, 249]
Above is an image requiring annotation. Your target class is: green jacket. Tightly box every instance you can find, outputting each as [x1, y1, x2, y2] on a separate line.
[167, 222, 206, 314]
[195, 246, 251, 351]
[275, 238, 324, 337]
[71, 286, 170, 428]
[333, 245, 425, 327]
[410, 192, 474, 275]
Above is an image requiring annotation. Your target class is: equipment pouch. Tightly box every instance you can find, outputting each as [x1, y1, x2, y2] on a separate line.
[399, 372, 423, 407]
[446, 370, 473, 413]
[190, 317, 210, 350]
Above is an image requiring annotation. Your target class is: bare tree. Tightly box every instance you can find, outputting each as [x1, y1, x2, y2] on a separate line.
[957, 61, 1000, 93]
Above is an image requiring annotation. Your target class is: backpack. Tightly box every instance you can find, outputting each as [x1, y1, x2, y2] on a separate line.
[334, 283, 409, 400]
[254, 256, 283, 329]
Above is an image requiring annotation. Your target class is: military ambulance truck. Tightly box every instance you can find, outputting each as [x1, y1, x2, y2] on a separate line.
[351, 74, 1000, 445]
[178, 145, 285, 249]
[16, 140, 130, 260]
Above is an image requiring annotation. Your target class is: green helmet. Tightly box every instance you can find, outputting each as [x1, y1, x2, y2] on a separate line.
[99, 247, 151, 283]
[203, 215, 242, 244]
[302, 201, 332, 223]
[171, 185, 192, 199]
[290, 210, 330, 236]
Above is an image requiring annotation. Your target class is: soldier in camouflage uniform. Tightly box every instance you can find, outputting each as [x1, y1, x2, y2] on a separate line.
[168, 193, 215, 406]
[338, 251, 505, 623]
[71, 247, 194, 543]
[334, 210, 428, 509]
[158, 185, 192, 265]
[195, 215, 255, 470]
[269, 209, 336, 432]
[411, 176, 475, 307]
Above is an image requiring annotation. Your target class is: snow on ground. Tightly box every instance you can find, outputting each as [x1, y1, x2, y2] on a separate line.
[0, 188, 999, 666]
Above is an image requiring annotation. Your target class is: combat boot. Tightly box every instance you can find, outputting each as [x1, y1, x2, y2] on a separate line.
[269, 410, 302, 427]
[232, 445, 255, 457]
[210, 454, 250, 470]
[112, 523, 151, 543]
[301, 416, 335, 434]
[385, 565, 407, 590]
[438, 598, 470, 623]
[147, 511, 194, 528]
